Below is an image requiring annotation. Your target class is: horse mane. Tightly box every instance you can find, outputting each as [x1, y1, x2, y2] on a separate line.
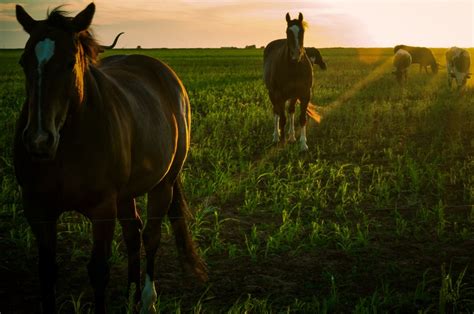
[302, 21, 308, 30]
[287, 19, 309, 31]
[46, 6, 100, 63]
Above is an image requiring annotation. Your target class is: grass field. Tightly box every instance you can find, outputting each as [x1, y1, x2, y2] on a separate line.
[0, 47, 473, 313]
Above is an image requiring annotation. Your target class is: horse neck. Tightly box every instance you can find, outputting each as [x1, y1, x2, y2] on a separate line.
[68, 64, 113, 129]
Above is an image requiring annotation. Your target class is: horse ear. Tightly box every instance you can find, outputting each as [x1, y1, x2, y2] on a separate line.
[286, 13, 291, 23]
[16, 5, 37, 34]
[298, 12, 303, 22]
[72, 2, 95, 32]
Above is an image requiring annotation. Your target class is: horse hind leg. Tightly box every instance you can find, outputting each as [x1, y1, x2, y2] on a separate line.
[287, 98, 297, 142]
[118, 198, 143, 308]
[141, 181, 173, 314]
[169, 178, 208, 282]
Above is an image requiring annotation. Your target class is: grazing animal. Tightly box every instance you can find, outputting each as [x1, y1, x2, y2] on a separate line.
[392, 49, 412, 84]
[446, 47, 471, 88]
[305, 47, 327, 70]
[263, 12, 313, 151]
[394, 45, 438, 74]
[14, 3, 207, 313]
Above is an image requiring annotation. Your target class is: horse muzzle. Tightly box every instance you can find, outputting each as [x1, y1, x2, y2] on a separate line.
[22, 128, 59, 162]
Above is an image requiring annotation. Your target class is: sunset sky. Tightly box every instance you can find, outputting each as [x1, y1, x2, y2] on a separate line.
[1, 0, 472, 49]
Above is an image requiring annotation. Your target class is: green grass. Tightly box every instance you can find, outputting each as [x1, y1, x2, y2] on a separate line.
[0, 47, 473, 313]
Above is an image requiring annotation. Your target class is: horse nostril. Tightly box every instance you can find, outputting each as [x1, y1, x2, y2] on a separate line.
[23, 129, 54, 153]
[32, 131, 50, 148]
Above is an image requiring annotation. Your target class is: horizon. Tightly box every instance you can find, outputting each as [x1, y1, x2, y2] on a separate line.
[1, 0, 472, 49]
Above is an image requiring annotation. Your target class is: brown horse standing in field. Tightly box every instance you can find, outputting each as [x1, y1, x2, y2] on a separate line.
[264, 13, 313, 151]
[14, 3, 207, 313]
[394, 44, 438, 74]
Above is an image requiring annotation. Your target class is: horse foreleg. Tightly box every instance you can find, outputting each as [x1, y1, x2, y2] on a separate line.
[88, 203, 116, 314]
[299, 97, 310, 151]
[141, 181, 172, 314]
[118, 198, 143, 308]
[28, 217, 58, 313]
[271, 95, 285, 144]
[287, 98, 297, 142]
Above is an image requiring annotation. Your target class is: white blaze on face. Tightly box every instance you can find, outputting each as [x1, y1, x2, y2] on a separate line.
[35, 38, 55, 66]
[140, 274, 157, 314]
[288, 25, 301, 60]
[34, 38, 55, 131]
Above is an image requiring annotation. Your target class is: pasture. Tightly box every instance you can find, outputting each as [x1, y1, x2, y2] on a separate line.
[0, 47, 473, 312]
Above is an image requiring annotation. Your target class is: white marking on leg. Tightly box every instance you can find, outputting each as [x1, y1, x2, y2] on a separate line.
[288, 112, 296, 142]
[34, 38, 55, 133]
[299, 125, 308, 151]
[140, 274, 157, 314]
[273, 114, 280, 143]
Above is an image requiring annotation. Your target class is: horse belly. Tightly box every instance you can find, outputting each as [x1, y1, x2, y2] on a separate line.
[282, 80, 311, 99]
[122, 113, 182, 199]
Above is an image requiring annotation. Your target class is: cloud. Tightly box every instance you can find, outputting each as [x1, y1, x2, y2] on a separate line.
[3, 0, 470, 48]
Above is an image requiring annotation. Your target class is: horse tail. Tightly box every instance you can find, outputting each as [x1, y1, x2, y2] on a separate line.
[307, 103, 322, 123]
[168, 177, 208, 282]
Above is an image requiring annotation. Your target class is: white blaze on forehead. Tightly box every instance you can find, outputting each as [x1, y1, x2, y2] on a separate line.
[289, 25, 301, 47]
[35, 38, 55, 68]
[34, 38, 55, 133]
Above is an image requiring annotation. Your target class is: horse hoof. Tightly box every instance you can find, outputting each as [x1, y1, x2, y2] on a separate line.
[300, 143, 309, 151]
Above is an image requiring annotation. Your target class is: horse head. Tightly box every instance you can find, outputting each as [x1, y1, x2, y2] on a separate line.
[285, 12, 306, 62]
[16, 3, 102, 161]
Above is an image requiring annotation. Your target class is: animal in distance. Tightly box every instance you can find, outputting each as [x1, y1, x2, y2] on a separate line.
[263, 12, 315, 151]
[445, 47, 471, 88]
[392, 48, 412, 84]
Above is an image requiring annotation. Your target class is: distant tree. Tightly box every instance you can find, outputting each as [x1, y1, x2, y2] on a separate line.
[245, 45, 257, 49]
[137, 45, 142, 50]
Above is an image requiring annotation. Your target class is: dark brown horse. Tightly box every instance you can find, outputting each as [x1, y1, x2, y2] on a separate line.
[14, 3, 207, 313]
[394, 44, 438, 74]
[305, 47, 327, 70]
[263, 13, 313, 151]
